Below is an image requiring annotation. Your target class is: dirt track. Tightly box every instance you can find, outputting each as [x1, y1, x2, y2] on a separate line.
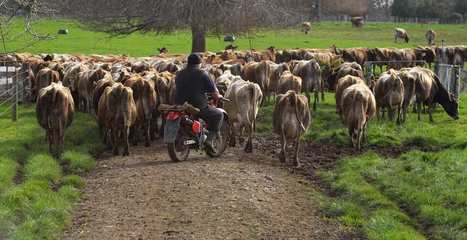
[63, 141, 353, 240]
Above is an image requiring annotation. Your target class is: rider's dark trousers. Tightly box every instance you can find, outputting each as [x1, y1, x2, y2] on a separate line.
[197, 106, 224, 132]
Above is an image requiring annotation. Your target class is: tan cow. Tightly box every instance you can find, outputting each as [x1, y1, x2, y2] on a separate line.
[397, 69, 417, 123]
[395, 28, 410, 43]
[36, 82, 74, 157]
[292, 60, 322, 110]
[302, 22, 312, 34]
[124, 75, 158, 147]
[77, 68, 109, 112]
[277, 71, 302, 95]
[242, 61, 271, 102]
[374, 70, 405, 124]
[273, 91, 311, 167]
[98, 83, 137, 156]
[426, 30, 436, 45]
[335, 75, 365, 115]
[268, 63, 290, 101]
[341, 83, 376, 150]
[35, 68, 60, 101]
[224, 79, 263, 153]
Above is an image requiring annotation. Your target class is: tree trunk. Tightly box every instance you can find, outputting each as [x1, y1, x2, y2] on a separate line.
[191, 25, 206, 53]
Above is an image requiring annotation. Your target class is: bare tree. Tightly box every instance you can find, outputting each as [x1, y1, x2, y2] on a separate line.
[57, 0, 311, 52]
[0, 0, 54, 54]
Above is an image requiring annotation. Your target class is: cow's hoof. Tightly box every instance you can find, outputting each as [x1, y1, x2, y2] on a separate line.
[145, 142, 151, 147]
[123, 151, 130, 156]
[113, 150, 119, 156]
[244, 144, 253, 153]
[279, 153, 286, 163]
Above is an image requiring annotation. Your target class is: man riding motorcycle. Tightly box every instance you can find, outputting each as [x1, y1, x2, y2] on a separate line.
[174, 53, 224, 151]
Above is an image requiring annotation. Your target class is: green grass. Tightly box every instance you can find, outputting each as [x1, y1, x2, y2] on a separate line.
[4, 19, 467, 56]
[258, 93, 467, 149]
[0, 105, 103, 240]
[257, 93, 467, 240]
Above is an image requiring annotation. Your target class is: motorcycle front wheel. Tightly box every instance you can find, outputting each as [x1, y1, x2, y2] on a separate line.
[206, 119, 230, 158]
[168, 129, 190, 162]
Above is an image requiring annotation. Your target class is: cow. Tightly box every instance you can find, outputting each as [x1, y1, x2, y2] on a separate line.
[124, 75, 158, 147]
[63, 63, 89, 103]
[242, 61, 271, 103]
[397, 69, 417, 123]
[351, 17, 364, 28]
[395, 28, 410, 43]
[269, 63, 290, 101]
[98, 83, 137, 156]
[327, 62, 363, 91]
[219, 63, 243, 76]
[335, 75, 365, 115]
[426, 30, 436, 45]
[153, 60, 180, 73]
[224, 79, 263, 153]
[408, 67, 459, 122]
[292, 60, 322, 110]
[34, 68, 60, 101]
[277, 71, 302, 95]
[342, 48, 369, 66]
[77, 68, 109, 112]
[374, 70, 405, 124]
[131, 61, 150, 73]
[341, 83, 376, 150]
[215, 70, 242, 96]
[273, 91, 311, 167]
[93, 77, 116, 115]
[302, 22, 312, 34]
[36, 82, 74, 157]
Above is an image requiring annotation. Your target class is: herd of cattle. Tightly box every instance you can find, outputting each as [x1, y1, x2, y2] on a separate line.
[6, 44, 464, 164]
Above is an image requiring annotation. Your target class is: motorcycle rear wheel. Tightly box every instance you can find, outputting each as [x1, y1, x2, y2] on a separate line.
[206, 119, 230, 158]
[168, 130, 190, 162]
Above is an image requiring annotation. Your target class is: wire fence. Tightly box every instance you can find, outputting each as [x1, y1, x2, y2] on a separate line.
[0, 61, 28, 121]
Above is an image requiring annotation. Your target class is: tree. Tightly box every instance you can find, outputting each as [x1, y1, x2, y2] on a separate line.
[454, 0, 467, 14]
[0, 0, 54, 53]
[56, 0, 309, 53]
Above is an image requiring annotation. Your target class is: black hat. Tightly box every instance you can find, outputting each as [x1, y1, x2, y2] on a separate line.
[187, 53, 202, 66]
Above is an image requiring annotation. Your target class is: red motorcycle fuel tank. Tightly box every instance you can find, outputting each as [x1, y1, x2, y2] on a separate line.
[192, 120, 202, 134]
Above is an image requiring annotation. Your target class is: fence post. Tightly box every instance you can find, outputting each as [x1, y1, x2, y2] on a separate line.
[12, 67, 18, 122]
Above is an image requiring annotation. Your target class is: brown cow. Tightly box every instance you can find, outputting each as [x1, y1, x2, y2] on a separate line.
[409, 67, 459, 122]
[224, 79, 263, 153]
[273, 91, 311, 167]
[302, 22, 312, 34]
[36, 82, 74, 157]
[328, 62, 363, 91]
[342, 48, 369, 66]
[63, 63, 89, 102]
[374, 70, 405, 124]
[277, 71, 302, 95]
[35, 68, 60, 101]
[397, 69, 417, 123]
[395, 28, 410, 43]
[269, 63, 290, 100]
[124, 75, 158, 147]
[131, 61, 150, 73]
[77, 68, 109, 112]
[341, 83, 376, 150]
[98, 83, 137, 156]
[292, 60, 322, 110]
[426, 30, 436, 45]
[351, 17, 364, 28]
[93, 77, 116, 115]
[242, 61, 271, 102]
[335, 75, 365, 115]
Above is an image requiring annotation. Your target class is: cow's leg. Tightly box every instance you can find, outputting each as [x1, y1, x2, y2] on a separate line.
[294, 136, 301, 168]
[312, 91, 317, 111]
[428, 104, 434, 122]
[145, 119, 151, 147]
[376, 105, 381, 121]
[279, 131, 286, 163]
[417, 102, 422, 121]
[229, 124, 236, 147]
[321, 82, 325, 101]
[112, 127, 119, 156]
[123, 126, 130, 156]
[388, 107, 394, 121]
[396, 106, 402, 125]
[244, 124, 253, 153]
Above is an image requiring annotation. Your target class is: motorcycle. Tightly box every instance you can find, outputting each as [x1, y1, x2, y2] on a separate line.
[160, 96, 230, 162]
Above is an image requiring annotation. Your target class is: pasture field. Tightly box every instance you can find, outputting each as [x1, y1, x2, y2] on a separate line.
[4, 19, 467, 56]
[257, 93, 467, 240]
[0, 105, 103, 239]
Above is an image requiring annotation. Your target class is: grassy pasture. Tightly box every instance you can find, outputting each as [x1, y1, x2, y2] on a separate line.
[0, 18, 466, 239]
[4, 19, 467, 56]
[0, 105, 103, 239]
[257, 93, 467, 240]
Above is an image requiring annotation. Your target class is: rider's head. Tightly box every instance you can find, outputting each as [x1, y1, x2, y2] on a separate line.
[187, 53, 202, 68]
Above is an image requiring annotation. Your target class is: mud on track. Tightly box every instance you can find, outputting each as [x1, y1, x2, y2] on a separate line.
[63, 142, 353, 240]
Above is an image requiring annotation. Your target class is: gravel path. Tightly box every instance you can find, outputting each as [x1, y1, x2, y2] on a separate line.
[63, 142, 352, 240]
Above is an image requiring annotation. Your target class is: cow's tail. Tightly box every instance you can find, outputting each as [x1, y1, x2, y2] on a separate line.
[250, 84, 258, 132]
[291, 92, 306, 132]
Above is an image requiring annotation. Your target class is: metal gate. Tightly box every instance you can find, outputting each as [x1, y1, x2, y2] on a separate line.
[435, 63, 462, 100]
[0, 61, 27, 121]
